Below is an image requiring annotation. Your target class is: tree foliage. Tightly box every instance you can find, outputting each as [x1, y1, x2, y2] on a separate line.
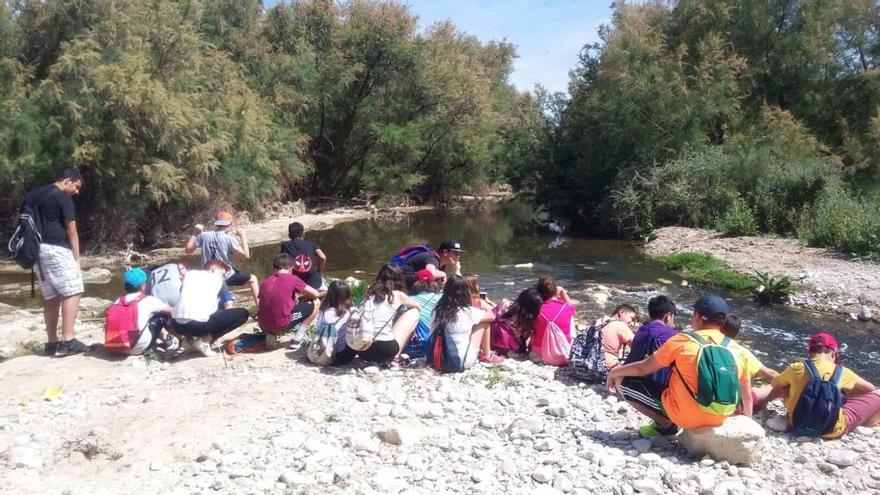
[0, 0, 545, 247]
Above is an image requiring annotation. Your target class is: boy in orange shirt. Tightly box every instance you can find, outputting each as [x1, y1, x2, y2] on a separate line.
[770, 332, 880, 438]
[607, 295, 752, 437]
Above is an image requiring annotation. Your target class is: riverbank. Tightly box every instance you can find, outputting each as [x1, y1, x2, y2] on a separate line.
[645, 226, 880, 322]
[1, 342, 878, 495]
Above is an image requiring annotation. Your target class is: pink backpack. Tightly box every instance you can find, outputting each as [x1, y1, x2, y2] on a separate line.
[538, 305, 572, 366]
[490, 300, 522, 354]
[104, 293, 146, 353]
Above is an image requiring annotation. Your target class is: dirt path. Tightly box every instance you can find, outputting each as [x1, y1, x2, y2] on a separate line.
[645, 226, 880, 321]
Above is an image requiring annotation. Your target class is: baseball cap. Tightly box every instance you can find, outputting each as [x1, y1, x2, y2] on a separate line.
[123, 268, 148, 290]
[214, 211, 234, 226]
[693, 295, 729, 320]
[438, 239, 466, 252]
[808, 332, 838, 352]
[415, 269, 435, 282]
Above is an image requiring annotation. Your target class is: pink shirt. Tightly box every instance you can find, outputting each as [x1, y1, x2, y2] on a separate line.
[532, 299, 575, 355]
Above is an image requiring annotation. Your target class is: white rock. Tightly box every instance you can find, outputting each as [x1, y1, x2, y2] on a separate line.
[766, 415, 788, 433]
[536, 397, 552, 407]
[696, 472, 715, 492]
[532, 466, 554, 483]
[279, 472, 315, 486]
[827, 449, 859, 467]
[479, 417, 497, 429]
[713, 481, 747, 495]
[637, 453, 661, 466]
[81, 267, 112, 283]
[553, 473, 574, 493]
[631, 439, 652, 454]
[346, 433, 379, 453]
[631, 479, 663, 494]
[414, 403, 444, 419]
[376, 425, 422, 446]
[546, 405, 569, 418]
[8, 447, 42, 469]
[429, 391, 446, 403]
[532, 487, 564, 495]
[271, 432, 305, 450]
[508, 418, 544, 435]
[534, 439, 559, 452]
[678, 416, 766, 465]
[363, 366, 380, 375]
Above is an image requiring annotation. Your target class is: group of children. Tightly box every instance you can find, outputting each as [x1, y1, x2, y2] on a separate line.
[104, 211, 880, 441]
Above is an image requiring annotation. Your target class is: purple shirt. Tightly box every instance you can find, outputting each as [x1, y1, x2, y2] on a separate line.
[624, 320, 678, 385]
[258, 273, 307, 332]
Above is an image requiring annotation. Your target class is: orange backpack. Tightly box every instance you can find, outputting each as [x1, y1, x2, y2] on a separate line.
[104, 293, 146, 353]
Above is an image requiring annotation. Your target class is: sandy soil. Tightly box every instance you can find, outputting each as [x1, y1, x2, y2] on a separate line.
[645, 226, 880, 321]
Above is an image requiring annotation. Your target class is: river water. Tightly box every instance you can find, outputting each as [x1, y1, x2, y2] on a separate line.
[4, 201, 879, 380]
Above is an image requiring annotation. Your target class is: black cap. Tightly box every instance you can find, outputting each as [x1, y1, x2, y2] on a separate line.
[438, 240, 466, 252]
[693, 295, 729, 320]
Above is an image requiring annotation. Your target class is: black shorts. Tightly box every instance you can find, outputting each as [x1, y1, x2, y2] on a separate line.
[226, 270, 252, 286]
[619, 377, 669, 419]
[333, 339, 400, 365]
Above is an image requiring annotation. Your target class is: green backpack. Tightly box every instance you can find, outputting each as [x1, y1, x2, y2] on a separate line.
[675, 332, 741, 416]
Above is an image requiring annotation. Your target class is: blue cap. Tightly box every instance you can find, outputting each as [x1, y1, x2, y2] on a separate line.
[123, 268, 148, 289]
[693, 295, 729, 319]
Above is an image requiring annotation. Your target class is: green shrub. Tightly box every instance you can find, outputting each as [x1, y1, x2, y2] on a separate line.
[802, 187, 880, 255]
[663, 252, 758, 291]
[751, 270, 794, 304]
[715, 196, 758, 237]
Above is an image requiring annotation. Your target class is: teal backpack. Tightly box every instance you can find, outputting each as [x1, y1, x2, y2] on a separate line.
[675, 332, 741, 416]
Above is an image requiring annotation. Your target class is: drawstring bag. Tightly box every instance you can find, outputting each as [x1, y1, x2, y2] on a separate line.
[538, 305, 571, 366]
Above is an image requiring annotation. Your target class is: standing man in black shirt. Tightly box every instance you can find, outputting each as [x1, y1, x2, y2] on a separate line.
[24, 169, 88, 356]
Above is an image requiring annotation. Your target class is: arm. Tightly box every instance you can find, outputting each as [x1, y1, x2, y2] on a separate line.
[423, 264, 447, 281]
[316, 248, 327, 273]
[478, 309, 496, 324]
[556, 286, 574, 305]
[158, 303, 173, 314]
[606, 356, 665, 391]
[758, 366, 779, 382]
[396, 292, 422, 310]
[185, 227, 201, 254]
[65, 219, 80, 262]
[235, 229, 250, 260]
[740, 373, 753, 417]
[299, 285, 321, 300]
[850, 377, 876, 395]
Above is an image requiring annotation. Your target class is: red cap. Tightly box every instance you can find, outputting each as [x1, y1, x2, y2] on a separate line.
[415, 269, 434, 282]
[214, 211, 234, 226]
[808, 332, 838, 352]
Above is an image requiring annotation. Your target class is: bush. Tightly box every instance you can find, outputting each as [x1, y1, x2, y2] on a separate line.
[663, 252, 758, 291]
[714, 195, 757, 237]
[802, 186, 880, 255]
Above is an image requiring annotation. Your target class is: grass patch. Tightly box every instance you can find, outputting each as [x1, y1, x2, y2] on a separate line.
[663, 252, 758, 291]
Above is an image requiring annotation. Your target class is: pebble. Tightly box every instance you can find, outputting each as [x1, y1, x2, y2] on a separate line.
[827, 449, 859, 467]
[631, 479, 663, 495]
[631, 439, 652, 454]
[8, 447, 41, 469]
[766, 415, 788, 432]
[532, 466, 554, 483]
[546, 405, 568, 418]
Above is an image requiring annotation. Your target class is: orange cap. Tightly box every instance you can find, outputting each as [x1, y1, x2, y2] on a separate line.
[214, 212, 233, 226]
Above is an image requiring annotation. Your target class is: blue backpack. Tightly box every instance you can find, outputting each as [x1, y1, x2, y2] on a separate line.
[791, 360, 844, 437]
[389, 243, 436, 267]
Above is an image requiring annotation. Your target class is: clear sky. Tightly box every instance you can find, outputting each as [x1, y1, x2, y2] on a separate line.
[406, 1, 612, 94]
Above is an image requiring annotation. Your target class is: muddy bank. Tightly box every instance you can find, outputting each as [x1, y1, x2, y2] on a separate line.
[645, 226, 880, 321]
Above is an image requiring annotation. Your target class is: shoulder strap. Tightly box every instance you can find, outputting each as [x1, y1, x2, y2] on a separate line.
[719, 336, 732, 348]
[541, 304, 568, 325]
[803, 359, 821, 380]
[830, 364, 844, 386]
[683, 331, 708, 346]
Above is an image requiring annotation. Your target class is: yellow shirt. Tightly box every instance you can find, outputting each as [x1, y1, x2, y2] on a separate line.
[734, 346, 764, 378]
[772, 358, 859, 439]
[653, 329, 749, 429]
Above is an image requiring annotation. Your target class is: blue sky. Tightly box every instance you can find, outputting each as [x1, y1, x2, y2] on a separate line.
[406, 1, 612, 94]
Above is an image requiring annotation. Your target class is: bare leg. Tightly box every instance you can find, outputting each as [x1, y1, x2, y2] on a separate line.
[43, 296, 62, 343]
[469, 322, 489, 354]
[391, 308, 420, 357]
[479, 321, 492, 355]
[249, 275, 259, 307]
[60, 293, 81, 341]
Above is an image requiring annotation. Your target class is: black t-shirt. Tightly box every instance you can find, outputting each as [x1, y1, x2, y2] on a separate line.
[280, 239, 322, 289]
[24, 184, 75, 249]
[405, 251, 440, 272]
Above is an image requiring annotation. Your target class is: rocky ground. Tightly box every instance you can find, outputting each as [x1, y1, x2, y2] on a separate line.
[646, 227, 880, 322]
[2, 309, 880, 495]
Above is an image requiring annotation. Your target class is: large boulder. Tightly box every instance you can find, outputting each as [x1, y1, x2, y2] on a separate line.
[678, 416, 765, 465]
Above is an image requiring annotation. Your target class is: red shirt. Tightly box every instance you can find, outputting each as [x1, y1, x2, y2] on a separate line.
[258, 272, 307, 331]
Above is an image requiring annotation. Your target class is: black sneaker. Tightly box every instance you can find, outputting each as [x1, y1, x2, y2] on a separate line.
[54, 338, 90, 357]
[43, 342, 59, 356]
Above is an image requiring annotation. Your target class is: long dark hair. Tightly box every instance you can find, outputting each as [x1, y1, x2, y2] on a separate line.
[502, 288, 543, 339]
[433, 275, 472, 327]
[320, 280, 353, 313]
[367, 264, 405, 304]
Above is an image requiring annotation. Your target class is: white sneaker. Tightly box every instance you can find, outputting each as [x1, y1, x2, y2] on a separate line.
[195, 337, 216, 357]
[164, 335, 180, 352]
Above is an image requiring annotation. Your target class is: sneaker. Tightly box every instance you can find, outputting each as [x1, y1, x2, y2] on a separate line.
[194, 337, 216, 357]
[43, 342, 59, 356]
[638, 421, 680, 438]
[287, 339, 303, 351]
[478, 350, 505, 364]
[266, 333, 278, 350]
[54, 338, 89, 357]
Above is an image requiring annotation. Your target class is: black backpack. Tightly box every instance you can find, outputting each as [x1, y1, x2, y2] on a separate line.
[561, 319, 611, 382]
[8, 195, 51, 270]
[791, 359, 844, 437]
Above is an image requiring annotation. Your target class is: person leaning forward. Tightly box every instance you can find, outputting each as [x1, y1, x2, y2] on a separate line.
[25, 168, 88, 357]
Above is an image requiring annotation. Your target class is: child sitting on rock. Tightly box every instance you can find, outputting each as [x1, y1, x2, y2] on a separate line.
[430, 275, 502, 367]
[491, 288, 544, 356]
[316, 280, 353, 355]
[769, 332, 880, 438]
